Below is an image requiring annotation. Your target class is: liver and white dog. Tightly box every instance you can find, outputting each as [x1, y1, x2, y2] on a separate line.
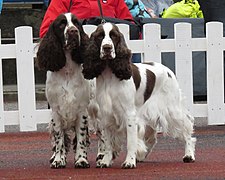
[36, 13, 95, 169]
[82, 22, 196, 168]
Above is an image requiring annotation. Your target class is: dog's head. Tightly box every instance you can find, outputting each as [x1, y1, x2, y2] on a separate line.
[82, 22, 132, 80]
[36, 13, 89, 71]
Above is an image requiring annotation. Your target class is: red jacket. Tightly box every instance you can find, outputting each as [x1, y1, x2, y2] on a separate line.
[40, 0, 134, 38]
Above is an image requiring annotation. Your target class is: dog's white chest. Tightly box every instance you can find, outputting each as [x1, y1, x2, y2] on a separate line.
[46, 63, 89, 124]
[96, 74, 135, 130]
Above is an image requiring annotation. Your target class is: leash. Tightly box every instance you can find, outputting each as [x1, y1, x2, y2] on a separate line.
[68, 0, 73, 12]
[97, 0, 106, 24]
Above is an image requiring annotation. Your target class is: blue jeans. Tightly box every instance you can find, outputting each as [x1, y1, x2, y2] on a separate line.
[132, 53, 141, 63]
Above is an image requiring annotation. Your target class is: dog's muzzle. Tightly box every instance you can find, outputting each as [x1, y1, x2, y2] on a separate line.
[100, 38, 115, 60]
[64, 26, 80, 50]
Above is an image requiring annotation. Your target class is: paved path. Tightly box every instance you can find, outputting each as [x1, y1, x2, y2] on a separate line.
[0, 126, 225, 180]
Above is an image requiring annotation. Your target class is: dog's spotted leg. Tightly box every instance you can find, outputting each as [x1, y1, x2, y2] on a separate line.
[49, 116, 67, 169]
[96, 129, 109, 167]
[74, 112, 90, 168]
[122, 114, 137, 169]
[96, 129, 113, 168]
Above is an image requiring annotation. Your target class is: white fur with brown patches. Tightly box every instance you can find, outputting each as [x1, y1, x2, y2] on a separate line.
[40, 13, 97, 169]
[93, 23, 196, 169]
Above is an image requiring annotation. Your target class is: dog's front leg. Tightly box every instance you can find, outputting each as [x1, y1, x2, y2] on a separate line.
[96, 129, 106, 165]
[74, 111, 90, 168]
[122, 113, 137, 169]
[96, 128, 113, 168]
[49, 114, 67, 168]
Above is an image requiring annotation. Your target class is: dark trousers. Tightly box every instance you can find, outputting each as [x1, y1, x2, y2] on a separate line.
[198, 0, 225, 34]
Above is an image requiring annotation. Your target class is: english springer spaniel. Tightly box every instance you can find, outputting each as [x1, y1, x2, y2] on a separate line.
[82, 22, 196, 168]
[36, 13, 95, 169]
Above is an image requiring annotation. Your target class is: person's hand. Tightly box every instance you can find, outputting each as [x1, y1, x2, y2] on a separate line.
[146, 8, 158, 18]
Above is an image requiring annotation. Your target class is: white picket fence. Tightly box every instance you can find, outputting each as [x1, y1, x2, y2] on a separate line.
[0, 22, 225, 132]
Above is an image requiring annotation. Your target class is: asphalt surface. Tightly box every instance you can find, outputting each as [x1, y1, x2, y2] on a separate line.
[0, 125, 225, 180]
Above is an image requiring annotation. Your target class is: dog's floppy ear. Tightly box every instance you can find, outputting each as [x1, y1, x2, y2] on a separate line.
[82, 32, 106, 80]
[36, 22, 66, 72]
[108, 31, 132, 80]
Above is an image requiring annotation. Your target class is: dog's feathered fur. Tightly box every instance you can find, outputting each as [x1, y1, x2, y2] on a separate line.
[82, 22, 196, 168]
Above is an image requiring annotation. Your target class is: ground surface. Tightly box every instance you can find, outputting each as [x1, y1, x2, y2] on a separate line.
[0, 126, 225, 180]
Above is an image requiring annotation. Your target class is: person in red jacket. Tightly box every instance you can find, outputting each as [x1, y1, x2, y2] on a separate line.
[40, 0, 134, 38]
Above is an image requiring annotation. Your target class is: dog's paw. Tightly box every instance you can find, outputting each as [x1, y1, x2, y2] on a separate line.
[96, 152, 112, 168]
[96, 162, 111, 168]
[74, 158, 90, 168]
[50, 159, 66, 169]
[96, 156, 112, 168]
[96, 154, 104, 163]
[50, 161, 66, 169]
[183, 155, 195, 163]
[122, 155, 136, 169]
[121, 161, 136, 169]
[50, 154, 66, 168]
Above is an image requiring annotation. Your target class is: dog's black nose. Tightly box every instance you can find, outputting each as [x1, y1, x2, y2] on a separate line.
[67, 27, 78, 36]
[102, 44, 112, 52]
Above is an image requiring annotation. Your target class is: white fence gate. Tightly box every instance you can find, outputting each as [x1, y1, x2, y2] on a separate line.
[0, 22, 225, 132]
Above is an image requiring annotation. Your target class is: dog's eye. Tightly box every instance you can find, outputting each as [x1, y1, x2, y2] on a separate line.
[59, 23, 66, 29]
[59, 20, 67, 29]
[110, 31, 118, 41]
[72, 19, 80, 27]
[110, 32, 116, 38]
[73, 22, 79, 28]
[96, 32, 104, 41]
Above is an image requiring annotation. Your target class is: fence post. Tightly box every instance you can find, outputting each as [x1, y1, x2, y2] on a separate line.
[174, 23, 193, 114]
[15, 26, 37, 131]
[143, 24, 161, 63]
[117, 24, 130, 45]
[83, 25, 97, 37]
[0, 29, 5, 132]
[206, 22, 225, 125]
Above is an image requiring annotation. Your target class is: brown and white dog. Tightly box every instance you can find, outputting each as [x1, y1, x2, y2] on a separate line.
[36, 13, 95, 169]
[82, 22, 196, 168]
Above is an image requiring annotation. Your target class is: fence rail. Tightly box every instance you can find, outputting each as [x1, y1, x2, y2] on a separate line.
[0, 22, 225, 132]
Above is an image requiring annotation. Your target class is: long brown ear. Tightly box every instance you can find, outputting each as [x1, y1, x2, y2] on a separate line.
[82, 33, 106, 80]
[108, 32, 132, 80]
[36, 23, 66, 72]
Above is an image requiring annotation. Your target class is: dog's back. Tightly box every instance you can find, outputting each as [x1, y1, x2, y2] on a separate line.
[133, 62, 196, 163]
